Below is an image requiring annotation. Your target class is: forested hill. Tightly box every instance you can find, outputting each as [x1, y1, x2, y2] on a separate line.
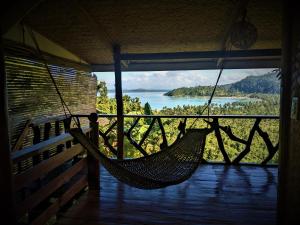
[164, 72, 280, 97]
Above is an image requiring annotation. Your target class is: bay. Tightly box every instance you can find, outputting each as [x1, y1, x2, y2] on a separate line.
[108, 91, 257, 110]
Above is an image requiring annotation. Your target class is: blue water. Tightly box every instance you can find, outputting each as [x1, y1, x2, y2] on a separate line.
[107, 91, 255, 110]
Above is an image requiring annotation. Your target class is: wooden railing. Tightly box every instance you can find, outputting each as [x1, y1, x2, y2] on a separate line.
[74, 114, 279, 165]
[10, 115, 99, 225]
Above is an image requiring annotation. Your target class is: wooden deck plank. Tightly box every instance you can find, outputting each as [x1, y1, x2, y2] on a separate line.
[56, 164, 277, 225]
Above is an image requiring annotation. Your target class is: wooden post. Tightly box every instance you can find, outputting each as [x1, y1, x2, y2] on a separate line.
[0, 29, 16, 224]
[88, 113, 100, 190]
[278, 0, 292, 223]
[113, 45, 124, 159]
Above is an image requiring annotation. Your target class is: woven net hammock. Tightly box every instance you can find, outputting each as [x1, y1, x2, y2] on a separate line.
[70, 128, 210, 189]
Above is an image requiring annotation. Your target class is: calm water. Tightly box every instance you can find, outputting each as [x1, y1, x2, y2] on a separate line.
[107, 91, 256, 110]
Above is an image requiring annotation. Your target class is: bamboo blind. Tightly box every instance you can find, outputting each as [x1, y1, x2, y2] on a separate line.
[5, 55, 96, 149]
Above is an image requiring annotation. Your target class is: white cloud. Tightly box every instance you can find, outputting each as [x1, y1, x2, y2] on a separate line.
[95, 68, 274, 90]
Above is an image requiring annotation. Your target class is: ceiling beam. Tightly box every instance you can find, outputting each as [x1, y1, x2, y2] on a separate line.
[120, 49, 281, 61]
[1, 0, 45, 35]
[91, 58, 281, 72]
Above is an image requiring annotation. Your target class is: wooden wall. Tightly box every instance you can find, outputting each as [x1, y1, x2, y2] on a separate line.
[279, 2, 300, 224]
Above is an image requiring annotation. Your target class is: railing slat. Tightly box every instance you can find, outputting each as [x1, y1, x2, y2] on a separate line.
[139, 118, 156, 146]
[14, 144, 84, 191]
[11, 127, 91, 163]
[232, 118, 261, 164]
[72, 114, 279, 165]
[212, 118, 231, 164]
[30, 174, 87, 225]
[16, 158, 87, 218]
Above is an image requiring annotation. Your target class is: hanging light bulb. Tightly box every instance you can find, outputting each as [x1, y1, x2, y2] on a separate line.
[230, 9, 257, 50]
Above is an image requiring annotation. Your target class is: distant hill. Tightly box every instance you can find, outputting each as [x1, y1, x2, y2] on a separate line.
[124, 89, 170, 92]
[108, 89, 170, 93]
[228, 72, 280, 94]
[164, 72, 280, 97]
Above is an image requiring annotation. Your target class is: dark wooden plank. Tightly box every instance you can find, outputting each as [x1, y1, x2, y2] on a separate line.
[113, 45, 124, 159]
[92, 58, 281, 72]
[32, 125, 42, 165]
[120, 49, 281, 61]
[16, 158, 87, 218]
[14, 144, 84, 190]
[218, 124, 248, 145]
[56, 164, 278, 225]
[278, 2, 293, 223]
[157, 118, 168, 148]
[11, 127, 91, 163]
[126, 117, 140, 135]
[30, 174, 87, 225]
[0, 28, 16, 225]
[104, 120, 117, 136]
[43, 122, 52, 159]
[55, 120, 64, 154]
[87, 113, 100, 190]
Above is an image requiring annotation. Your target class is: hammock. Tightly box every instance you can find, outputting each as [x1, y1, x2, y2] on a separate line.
[27, 29, 223, 189]
[70, 128, 210, 189]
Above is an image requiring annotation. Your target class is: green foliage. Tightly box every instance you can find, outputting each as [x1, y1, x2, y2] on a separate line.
[97, 81, 108, 97]
[144, 102, 153, 125]
[96, 81, 279, 164]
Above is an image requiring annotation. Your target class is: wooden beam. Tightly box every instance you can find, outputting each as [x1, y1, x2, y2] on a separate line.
[113, 45, 124, 159]
[0, 29, 16, 224]
[278, 0, 292, 223]
[120, 49, 281, 61]
[1, 0, 45, 35]
[91, 58, 281, 72]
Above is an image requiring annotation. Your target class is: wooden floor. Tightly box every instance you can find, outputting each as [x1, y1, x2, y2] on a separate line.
[56, 164, 278, 225]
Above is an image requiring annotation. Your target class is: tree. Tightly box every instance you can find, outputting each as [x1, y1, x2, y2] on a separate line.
[97, 81, 108, 98]
[144, 102, 153, 125]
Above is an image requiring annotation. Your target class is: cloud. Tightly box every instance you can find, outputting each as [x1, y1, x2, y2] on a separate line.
[95, 68, 274, 90]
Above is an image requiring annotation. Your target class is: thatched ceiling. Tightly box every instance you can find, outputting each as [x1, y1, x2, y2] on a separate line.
[21, 0, 281, 69]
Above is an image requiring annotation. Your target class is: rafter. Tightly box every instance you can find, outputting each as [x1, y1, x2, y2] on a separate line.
[73, 1, 114, 48]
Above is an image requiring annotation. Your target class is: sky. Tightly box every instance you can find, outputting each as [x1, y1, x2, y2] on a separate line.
[95, 68, 274, 90]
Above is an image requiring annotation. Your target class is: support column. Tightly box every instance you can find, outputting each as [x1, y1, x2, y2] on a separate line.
[277, 1, 300, 224]
[278, 0, 292, 224]
[88, 113, 100, 190]
[113, 45, 124, 159]
[0, 30, 16, 224]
